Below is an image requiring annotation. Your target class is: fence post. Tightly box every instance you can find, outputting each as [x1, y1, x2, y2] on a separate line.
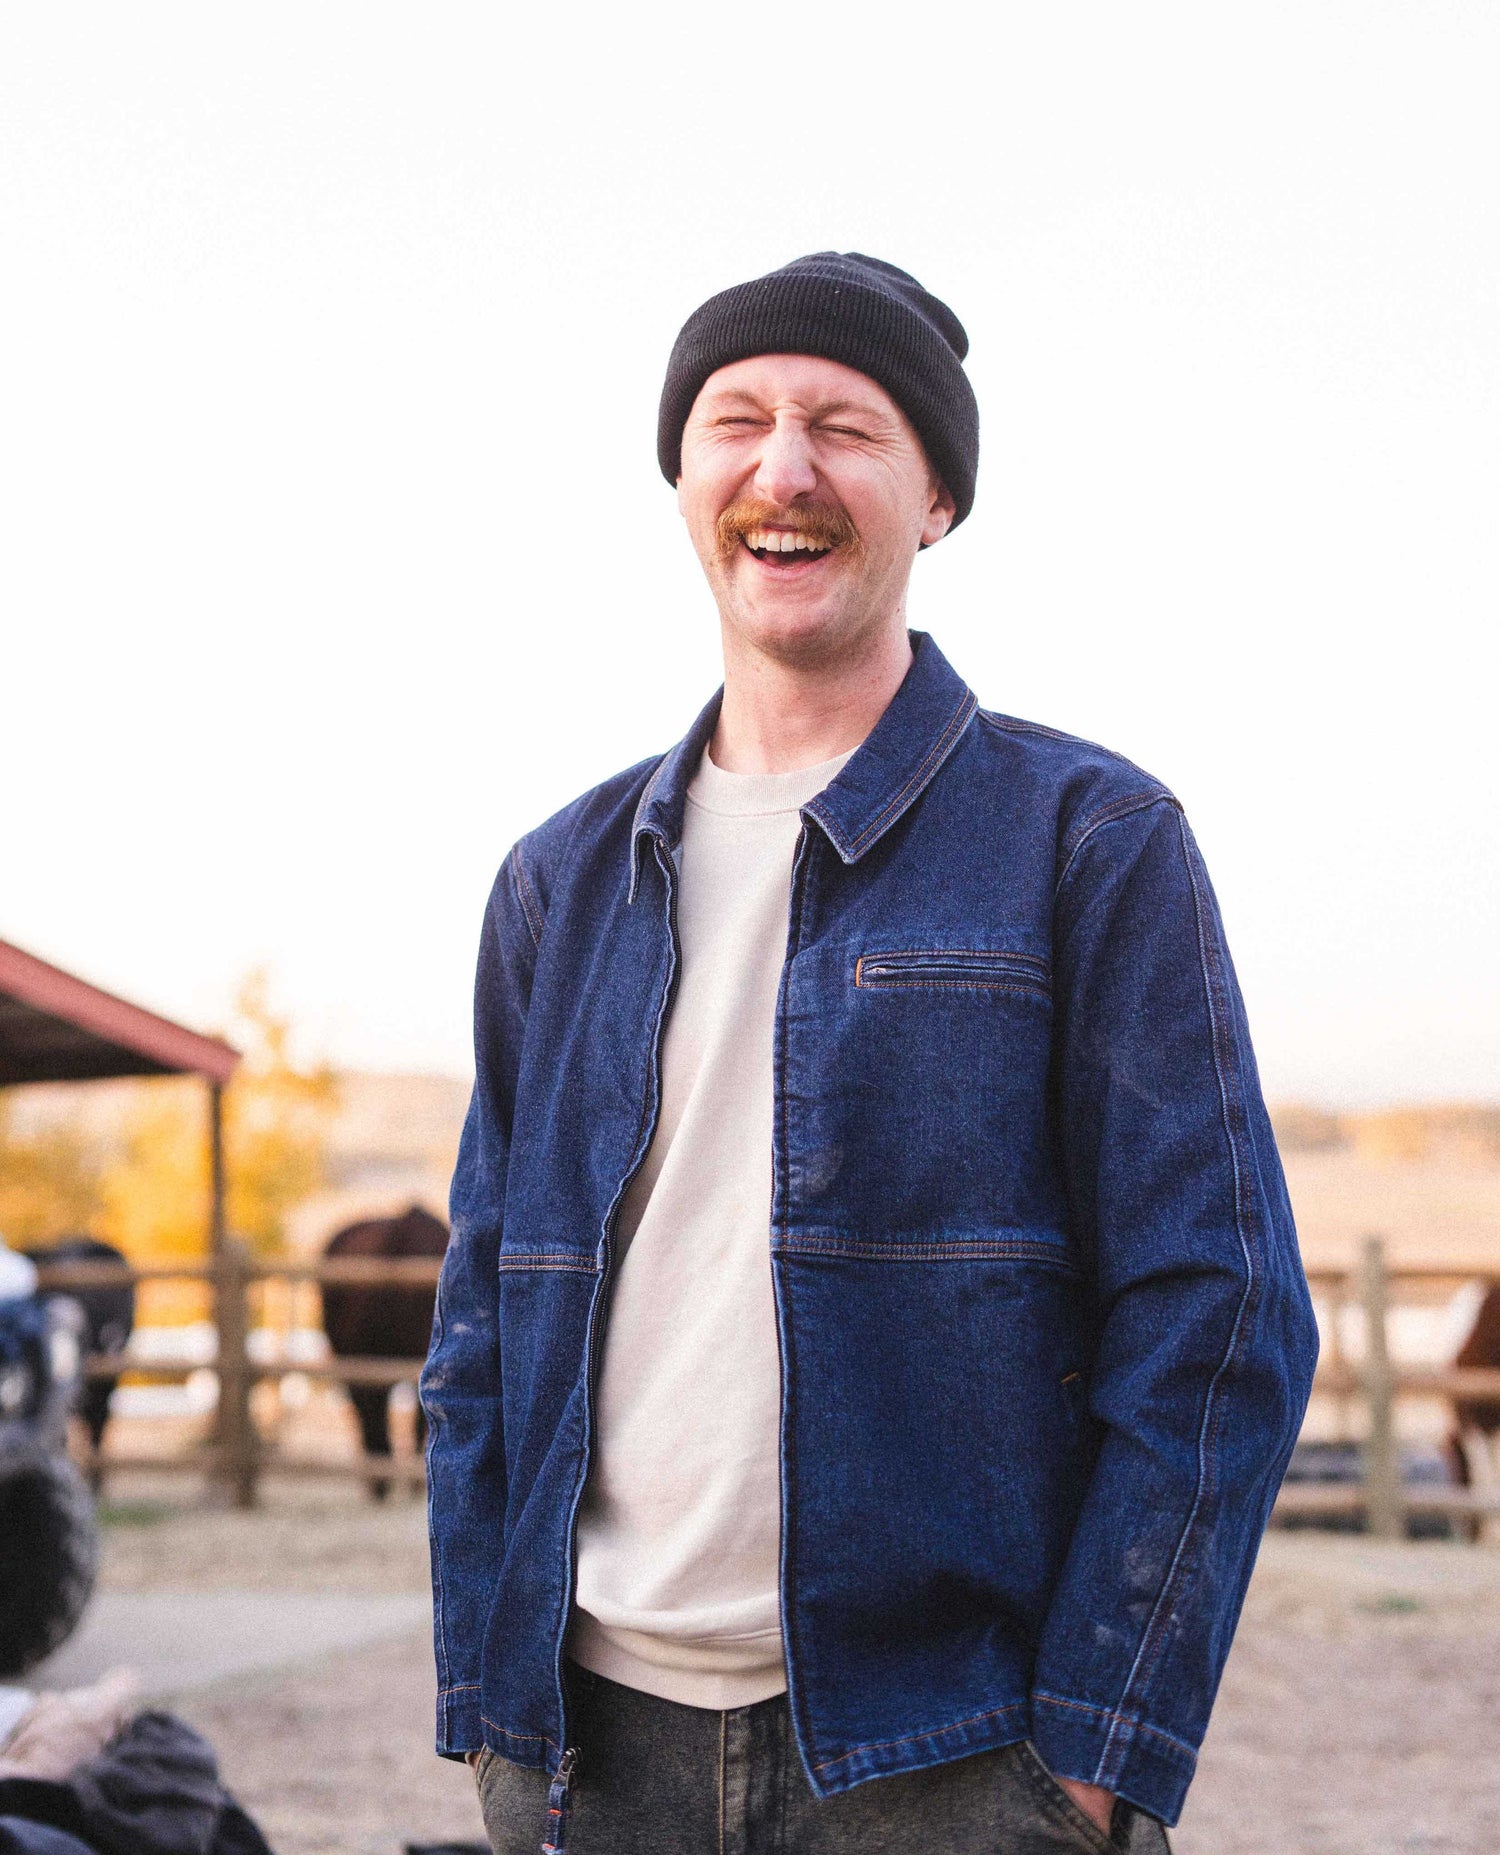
[1360, 1234, 1400, 1540]
[215, 1237, 258, 1509]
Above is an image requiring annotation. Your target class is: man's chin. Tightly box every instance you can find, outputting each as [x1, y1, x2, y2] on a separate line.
[725, 592, 886, 671]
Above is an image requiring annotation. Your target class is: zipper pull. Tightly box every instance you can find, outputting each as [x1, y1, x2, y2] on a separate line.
[541, 1746, 579, 1854]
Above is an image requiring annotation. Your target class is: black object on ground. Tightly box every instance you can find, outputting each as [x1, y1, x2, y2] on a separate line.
[0, 1817, 98, 1854]
[0, 1444, 97, 1677]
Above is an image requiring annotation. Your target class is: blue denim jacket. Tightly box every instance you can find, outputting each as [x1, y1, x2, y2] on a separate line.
[421, 631, 1318, 1827]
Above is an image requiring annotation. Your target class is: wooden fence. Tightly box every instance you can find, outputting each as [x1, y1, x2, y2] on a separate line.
[35, 1235, 1500, 1531]
[1288, 1235, 1500, 1537]
[34, 1240, 441, 1508]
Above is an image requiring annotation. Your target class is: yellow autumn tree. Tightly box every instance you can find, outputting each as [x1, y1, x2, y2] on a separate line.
[100, 970, 338, 1266]
[0, 1099, 105, 1246]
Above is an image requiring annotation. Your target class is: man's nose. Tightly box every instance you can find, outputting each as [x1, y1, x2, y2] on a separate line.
[752, 417, 818, 506]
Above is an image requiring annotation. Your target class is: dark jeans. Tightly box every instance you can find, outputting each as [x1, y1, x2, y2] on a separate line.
[476, 1663, 1172, 1855]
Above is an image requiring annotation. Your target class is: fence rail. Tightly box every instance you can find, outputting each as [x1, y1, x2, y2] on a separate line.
[34, 1235, 1500, 1527]
[35, 1241, 439, 1506]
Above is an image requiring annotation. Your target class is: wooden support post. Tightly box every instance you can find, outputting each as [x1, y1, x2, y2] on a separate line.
[215, 1236, 258, 1509]
[1327, 1277, 1352, 1442]
[208, 1082, 226, 1260]
[1360, 1234, 1401, 1540]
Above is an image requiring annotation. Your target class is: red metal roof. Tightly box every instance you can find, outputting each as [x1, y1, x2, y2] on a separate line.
[0, 938, 240, 1087]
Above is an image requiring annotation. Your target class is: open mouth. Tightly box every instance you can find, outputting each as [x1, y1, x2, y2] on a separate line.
[740, 526, 835, 568]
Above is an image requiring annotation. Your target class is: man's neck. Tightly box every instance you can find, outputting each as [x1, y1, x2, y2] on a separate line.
[709, 622, 913, 775]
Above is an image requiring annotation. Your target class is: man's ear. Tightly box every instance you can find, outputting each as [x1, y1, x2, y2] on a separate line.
[676, 476, 686, 516]
[920, 478, 957, 547]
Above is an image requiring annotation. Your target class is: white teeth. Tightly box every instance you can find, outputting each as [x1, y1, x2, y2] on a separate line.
[743, 527, 830, 554]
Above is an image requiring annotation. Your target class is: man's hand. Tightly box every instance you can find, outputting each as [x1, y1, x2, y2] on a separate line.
[1056, 1773, 1116, 1835]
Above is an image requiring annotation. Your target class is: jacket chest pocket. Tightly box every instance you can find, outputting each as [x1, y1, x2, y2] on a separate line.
[854, 948, 1051, 1001]
[784, 942, 1060, 1235]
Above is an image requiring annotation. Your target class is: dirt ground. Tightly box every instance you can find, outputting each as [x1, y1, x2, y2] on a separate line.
[86, 1481, 1500, 1855]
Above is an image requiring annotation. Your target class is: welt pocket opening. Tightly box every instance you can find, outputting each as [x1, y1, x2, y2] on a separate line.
[496, 1252, 599, 1276]
[854, 950, 1052, 995]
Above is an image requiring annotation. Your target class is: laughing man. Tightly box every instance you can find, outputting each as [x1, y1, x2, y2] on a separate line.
[422, 252, 1319, 1855]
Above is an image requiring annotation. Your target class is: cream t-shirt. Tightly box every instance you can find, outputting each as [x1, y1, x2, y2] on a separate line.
[568, 743, 854, 1709]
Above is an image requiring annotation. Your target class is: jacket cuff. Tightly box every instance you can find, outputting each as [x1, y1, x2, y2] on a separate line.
[1030, 1691, 1196, 1828]
[436, 1680, 485, 1759]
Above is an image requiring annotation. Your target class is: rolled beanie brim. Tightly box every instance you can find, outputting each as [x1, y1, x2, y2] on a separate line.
[658, 259, 979, 528]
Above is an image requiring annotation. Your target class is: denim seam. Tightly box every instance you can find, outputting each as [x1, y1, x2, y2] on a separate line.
[856, 977, 1051, 999]
[510, 846, 545, 949]
[773, 1237, 1078, 1269]
[809, 1698, 1030, 1775]
[1091, 809, 1258, 1789]
[426, 1271, 453, 1702]
[481, 1715, 559, 1754]
[1031, 1691, 1198, 1758]
[1055, 792, 1178, 893]
[716, 1710, 727, 1855]
[806, 689, 976, 861]
[977, 709, 1164, 795]
[976, 710, 1083, 746]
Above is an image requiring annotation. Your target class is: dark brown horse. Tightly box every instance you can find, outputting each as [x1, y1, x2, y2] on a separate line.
[321, 1204, 448, 1498]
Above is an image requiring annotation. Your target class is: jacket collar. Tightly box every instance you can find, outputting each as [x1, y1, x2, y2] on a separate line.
[629, 631, 976, 901]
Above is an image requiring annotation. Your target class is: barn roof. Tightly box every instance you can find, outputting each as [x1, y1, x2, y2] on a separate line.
[0, 938, 240, 1088]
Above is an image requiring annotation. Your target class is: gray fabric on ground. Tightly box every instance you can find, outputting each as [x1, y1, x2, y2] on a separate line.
[0, 1711, 274, 1855]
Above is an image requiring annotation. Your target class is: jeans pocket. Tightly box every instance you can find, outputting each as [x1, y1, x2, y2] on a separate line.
[1012, 1741, 1123, 1852]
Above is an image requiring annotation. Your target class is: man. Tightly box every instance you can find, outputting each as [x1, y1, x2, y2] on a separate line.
[421, 252, 1319, 1854]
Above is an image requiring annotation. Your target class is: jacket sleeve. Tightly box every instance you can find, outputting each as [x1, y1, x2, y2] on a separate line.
[1030, 794, 1318, 1824]
[420, 845, 543, 1757]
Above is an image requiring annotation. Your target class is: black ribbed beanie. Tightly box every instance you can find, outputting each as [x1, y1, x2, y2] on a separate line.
[658, 251, 979, 529]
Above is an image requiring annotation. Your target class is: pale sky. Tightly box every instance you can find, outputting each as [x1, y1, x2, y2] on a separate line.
[3, 4, 1495, 1106]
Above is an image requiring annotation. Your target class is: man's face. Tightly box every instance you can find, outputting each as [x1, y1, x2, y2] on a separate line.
[677, 354, 955, 668]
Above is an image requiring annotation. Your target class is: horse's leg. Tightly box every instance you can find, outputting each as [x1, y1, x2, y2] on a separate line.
[86, 1383, 113, 1496]
[1464, 1428, 1500, 1545]
[350, 1385, 393, 1501]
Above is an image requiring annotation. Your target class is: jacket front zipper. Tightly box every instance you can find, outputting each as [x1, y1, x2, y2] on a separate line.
[554, 835, 682, 1774]
[769, 821, 816, 1770]
[540, 1744, 578, 1852]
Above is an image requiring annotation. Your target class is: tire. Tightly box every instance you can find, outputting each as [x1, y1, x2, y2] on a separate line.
[0, 1441, 99, 1676]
